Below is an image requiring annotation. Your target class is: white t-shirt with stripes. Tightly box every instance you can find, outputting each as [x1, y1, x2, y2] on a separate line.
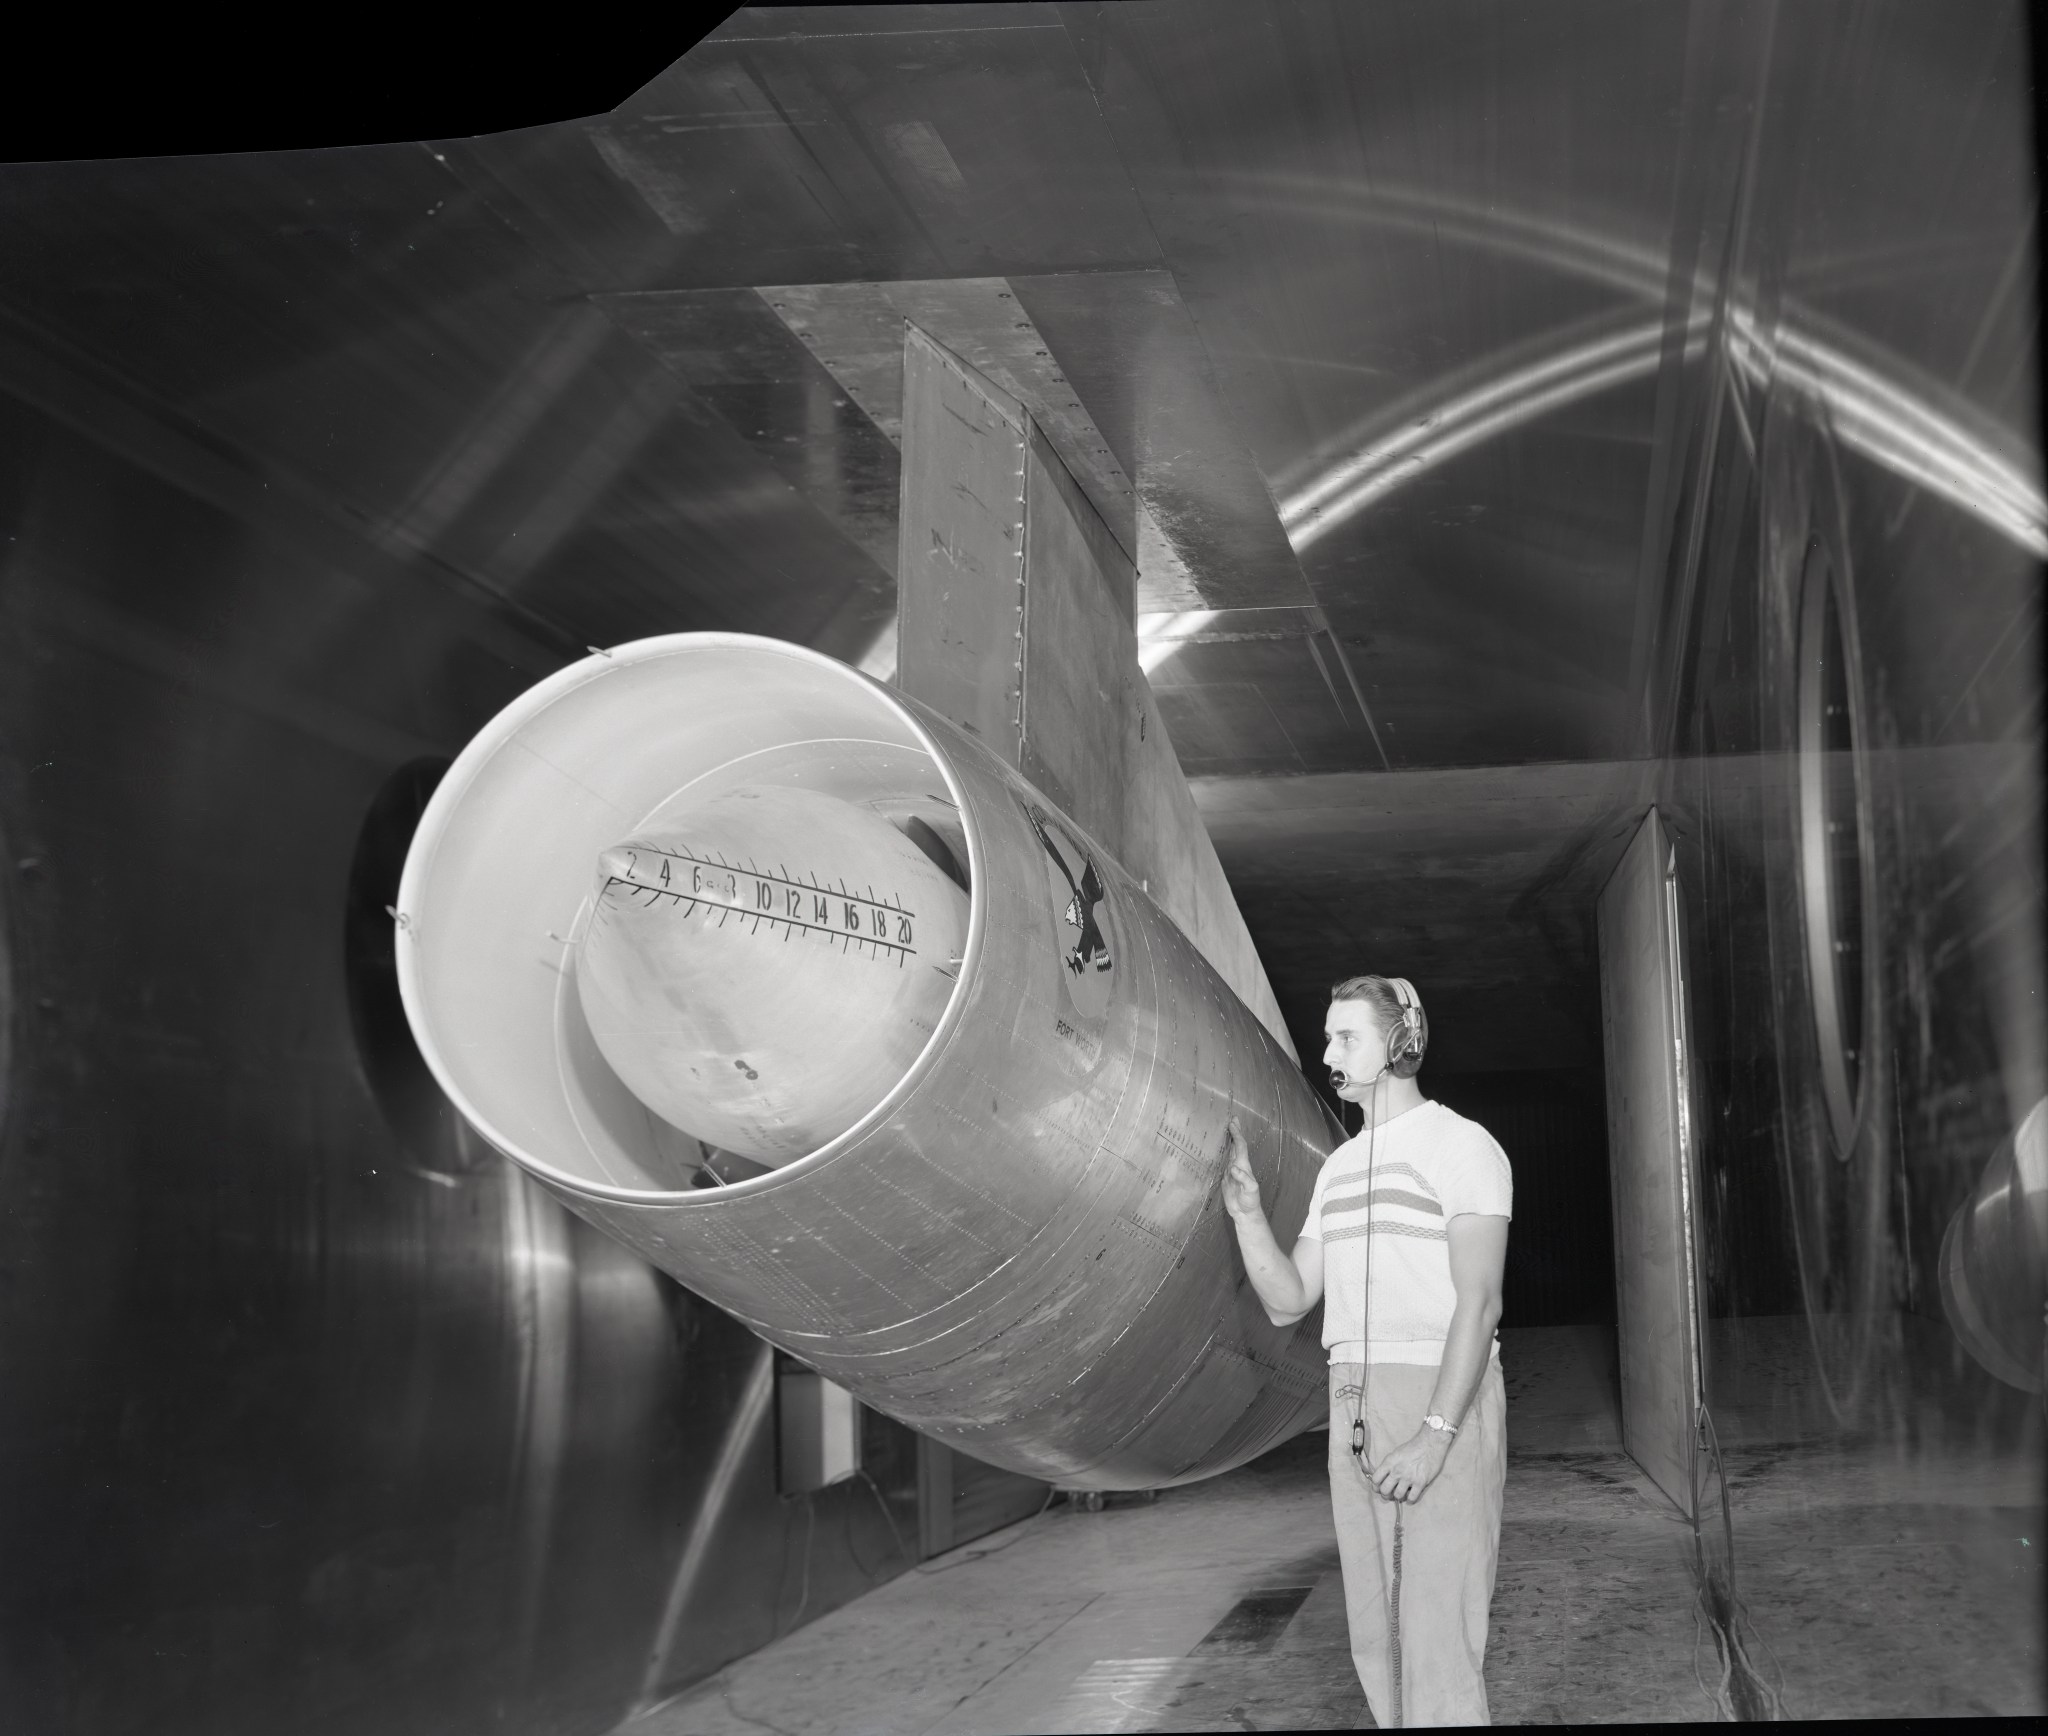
[1302, 1099, 1513, 1366]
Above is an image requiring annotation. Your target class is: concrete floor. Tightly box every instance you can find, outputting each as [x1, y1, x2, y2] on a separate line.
[633, 1323, 2045, 1732]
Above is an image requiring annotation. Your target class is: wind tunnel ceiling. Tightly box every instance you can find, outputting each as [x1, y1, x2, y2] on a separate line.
[0, 1, 2033, 1070]
[589, 0, 1695, 773]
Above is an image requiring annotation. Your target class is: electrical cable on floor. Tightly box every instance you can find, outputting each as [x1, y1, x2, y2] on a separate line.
[1697, 1575, 1733, 1720]
[841, 1475, 890, 1585]
[855, 1465, 1060, 1575]
[1736, 1596, 1789, 1722]
[761, 1494, 795, 1640]
[1689, 1573, 1721, 1717]
[1686, 1399, 1737, 1720]
[1690, 1399, 1787, 1721]
[776, 1497, 818, 1639]
[913, 1484, 1061, 1574]
[1706, 1580, 1737, 1719]
[856, 1466, 914, 1567]
[1700, 1403, 1788, 1718]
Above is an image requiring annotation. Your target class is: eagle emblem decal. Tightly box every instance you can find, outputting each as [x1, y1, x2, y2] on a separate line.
[1027, 804, 1113, 979]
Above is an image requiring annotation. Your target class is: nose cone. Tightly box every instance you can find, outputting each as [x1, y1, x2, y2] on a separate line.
[575, 784, 970, 1164]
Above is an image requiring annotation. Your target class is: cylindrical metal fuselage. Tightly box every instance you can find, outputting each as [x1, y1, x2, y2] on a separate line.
[396, 634, 1336, 1488]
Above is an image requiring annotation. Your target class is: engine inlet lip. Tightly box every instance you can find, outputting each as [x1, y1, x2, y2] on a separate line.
[395, 632, 986, 1208]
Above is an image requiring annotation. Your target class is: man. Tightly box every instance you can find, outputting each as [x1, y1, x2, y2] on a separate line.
[1222, 975, 1512, 1727]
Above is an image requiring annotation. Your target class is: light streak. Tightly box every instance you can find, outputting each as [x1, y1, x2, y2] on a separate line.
[1729, 312, 2048, 558]
[1279, 318, 1700, 548]
[1236, 175, 2044, 562]
[857, 621, 899, 683]
[1276, 305, 2044, 560]
[1137, 609, 1219, 675]
[636, 1341, 778, 1707]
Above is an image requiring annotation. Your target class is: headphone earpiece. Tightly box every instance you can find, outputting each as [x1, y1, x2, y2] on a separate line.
[1386, 976, 1428, 1080]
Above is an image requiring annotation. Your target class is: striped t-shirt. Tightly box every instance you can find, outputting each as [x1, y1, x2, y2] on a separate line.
[1302, 1100, 1513, 1366]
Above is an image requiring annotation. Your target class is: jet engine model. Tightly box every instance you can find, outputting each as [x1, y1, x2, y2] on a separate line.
[395, 326, 1342, 1488]
[395, 633, 1339, 1487]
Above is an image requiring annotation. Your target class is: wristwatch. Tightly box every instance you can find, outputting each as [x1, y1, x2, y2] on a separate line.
[1423, 1412, 1458, 1437]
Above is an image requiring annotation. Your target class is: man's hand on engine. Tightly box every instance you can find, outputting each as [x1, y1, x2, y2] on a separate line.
[1220, 1118, 1263, 1223]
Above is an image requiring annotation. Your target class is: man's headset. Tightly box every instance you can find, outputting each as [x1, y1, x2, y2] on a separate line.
[1330, 976, 1429, 1095]
[1383, 976, 1428, 1079]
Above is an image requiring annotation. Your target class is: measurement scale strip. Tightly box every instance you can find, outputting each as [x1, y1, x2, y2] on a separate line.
[622, 845, 918, 914]
[603, 877, 917, 957]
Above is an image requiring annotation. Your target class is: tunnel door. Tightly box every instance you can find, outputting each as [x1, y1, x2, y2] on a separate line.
[1597, 806, 1706, 1517]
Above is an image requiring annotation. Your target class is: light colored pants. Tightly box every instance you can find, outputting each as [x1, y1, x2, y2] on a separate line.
[1327, 1359, 1506, 1727]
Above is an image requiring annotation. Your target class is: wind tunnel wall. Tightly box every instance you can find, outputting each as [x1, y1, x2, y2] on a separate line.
[0, 177, 925, 1736]
[398, 634, 1339, 1490]
[1625, 0, 2043, 1676]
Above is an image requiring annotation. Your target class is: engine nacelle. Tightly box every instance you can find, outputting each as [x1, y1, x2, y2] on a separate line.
[395, 633, 1336, 1488]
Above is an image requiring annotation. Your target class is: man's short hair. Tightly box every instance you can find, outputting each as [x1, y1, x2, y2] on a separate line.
[1328, 975, 1410, 1030]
